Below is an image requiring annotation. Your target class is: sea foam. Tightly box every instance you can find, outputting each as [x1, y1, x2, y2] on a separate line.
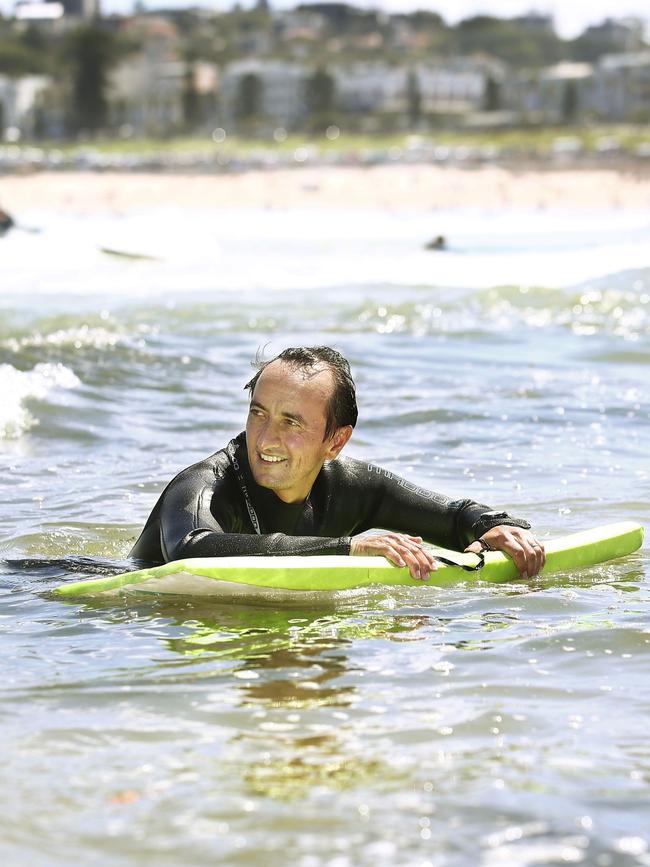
[0, 363, 80, 439]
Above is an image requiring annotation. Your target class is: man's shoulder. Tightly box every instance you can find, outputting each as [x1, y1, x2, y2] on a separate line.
[328, 454, 391, 473]
[167, 443, 233, 487]
[325, 455, 448, 502]
[322, 454, 380, 484]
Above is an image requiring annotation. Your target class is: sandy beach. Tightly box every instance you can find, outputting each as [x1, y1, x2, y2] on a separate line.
[3, 164, 650, 214]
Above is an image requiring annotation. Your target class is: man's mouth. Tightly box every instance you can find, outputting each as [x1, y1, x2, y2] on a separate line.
[259, 453, 286, 463]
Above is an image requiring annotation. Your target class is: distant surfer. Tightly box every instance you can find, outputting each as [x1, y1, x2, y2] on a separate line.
[425, 235, 446, 251]
[0, 207, 14, 236]
[130, 346, 545, 580]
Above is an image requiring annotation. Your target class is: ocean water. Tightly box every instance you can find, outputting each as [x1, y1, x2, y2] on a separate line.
[1, 202, 649, 866]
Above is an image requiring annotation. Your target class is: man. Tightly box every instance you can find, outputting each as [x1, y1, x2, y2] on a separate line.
[0, 207, 14, 237]
[130, 346, 545, 580]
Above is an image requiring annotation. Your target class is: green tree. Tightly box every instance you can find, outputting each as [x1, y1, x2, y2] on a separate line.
[182, 62, 201, 129]
[561, 79, 578, 122]
[0, 40, 48, 76]
[406, 69, 421, 127]
[32, 101, 47, 140]
[568, 29, 645, 62]
[483, 74, 501, 111]
[21, 24, 47, 55]
[409, 10, 445, 29]
[305, 67, 335, 115]
[236, 72, 263, 119]
[454, 15, 566, 67]
[304, 66, 336, 131]
[68, 25, 116, 134]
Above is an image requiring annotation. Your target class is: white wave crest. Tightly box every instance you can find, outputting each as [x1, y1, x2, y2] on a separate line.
[3, 325, 120, 352]
[0, 363, 81, 439]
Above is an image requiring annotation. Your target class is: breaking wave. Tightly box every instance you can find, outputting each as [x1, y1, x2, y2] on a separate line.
[0, 363, 80, 439]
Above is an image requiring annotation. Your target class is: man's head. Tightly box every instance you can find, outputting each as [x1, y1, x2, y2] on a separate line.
[244, 347, 357, 503]
[245, 346, 358, 439]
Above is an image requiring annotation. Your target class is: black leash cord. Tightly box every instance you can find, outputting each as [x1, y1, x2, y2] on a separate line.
[433, 552, 485, 572]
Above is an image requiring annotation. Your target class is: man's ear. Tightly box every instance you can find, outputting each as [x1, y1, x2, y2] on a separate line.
[326, 425, 353, 459]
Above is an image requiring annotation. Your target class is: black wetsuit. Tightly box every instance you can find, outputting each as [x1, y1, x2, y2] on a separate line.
[130, 432, 530, 565]
[0, 209, 14, 236]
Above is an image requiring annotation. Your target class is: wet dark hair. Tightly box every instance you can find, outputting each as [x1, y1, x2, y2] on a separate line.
[244, 346, 358, 439]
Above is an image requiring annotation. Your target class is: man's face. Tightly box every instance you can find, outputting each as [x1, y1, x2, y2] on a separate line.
[245, 360, 351, 504]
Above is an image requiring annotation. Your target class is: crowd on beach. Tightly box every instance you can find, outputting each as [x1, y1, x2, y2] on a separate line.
[4, 159, 650, 215]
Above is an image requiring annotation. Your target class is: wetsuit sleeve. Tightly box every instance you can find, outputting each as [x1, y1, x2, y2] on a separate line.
[158, 463, 349, 562]
[347, 462, 530, 550]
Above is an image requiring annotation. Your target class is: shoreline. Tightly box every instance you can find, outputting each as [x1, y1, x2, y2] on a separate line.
[3, 164, 650, 213]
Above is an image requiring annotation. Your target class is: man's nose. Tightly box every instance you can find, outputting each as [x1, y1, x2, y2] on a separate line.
[257, 419, 282, 448]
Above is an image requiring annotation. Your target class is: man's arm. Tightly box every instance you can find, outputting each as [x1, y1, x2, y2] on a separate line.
[342, 460, 544, 580]
[167, 526, 350, 560]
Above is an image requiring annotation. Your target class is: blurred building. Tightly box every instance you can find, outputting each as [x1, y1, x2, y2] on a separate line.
[504, 62, 593, 123]
[12, 0, 99, 20]
[502, 51, 650, 124]
[334, 58, 499, 119]
[0, 74, 53, 138]
[333, 62, 404, 114]
[592, 52, 650, 121]
[273, 8, 325, 43]
[14, 1, 64, 21]
[215, 56, 502, 130]
[109, 16, 219, 135]
[220, 59, 307, 127]
[59, 0, 100, 18]
[110, 59, 186, 135]
[416, 58, 503, 116]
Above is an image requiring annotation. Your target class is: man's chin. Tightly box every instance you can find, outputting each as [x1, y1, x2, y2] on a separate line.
[251, 465, 288, 490]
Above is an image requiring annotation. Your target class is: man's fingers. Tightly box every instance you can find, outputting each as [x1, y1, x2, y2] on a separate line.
[382, 544, 427, 580]
[511, 541, 544, 578]
[531, 540, 546, 576]
[476, 527, 547, 579]
[384, 536, 437, 580]
[496, 539, 523, 577]
[381, 544, 407, 569]
[350, 532, 441, 581]
[400, 540, 439, 580]
[514, 532, 545, 577]
[527, 544, 539, 577]
[384, 533, 438, 580]
[392, 543, 430, 580]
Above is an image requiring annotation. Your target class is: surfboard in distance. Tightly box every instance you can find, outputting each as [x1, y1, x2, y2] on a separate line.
[99, 247, 161, 261]
[53, 522, 644, 599]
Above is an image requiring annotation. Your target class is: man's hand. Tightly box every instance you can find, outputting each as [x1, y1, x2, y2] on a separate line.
[350, 532, 439, 581]
[464, 525, 545, 578]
